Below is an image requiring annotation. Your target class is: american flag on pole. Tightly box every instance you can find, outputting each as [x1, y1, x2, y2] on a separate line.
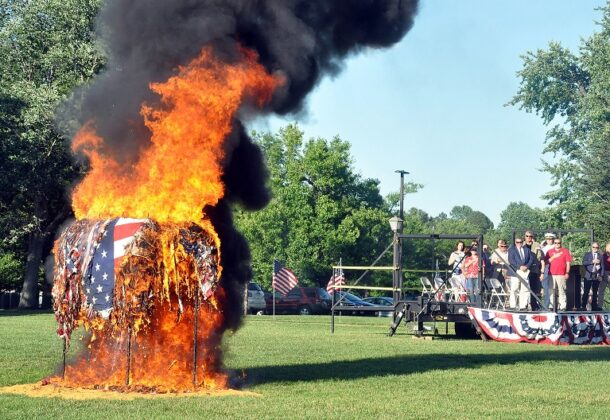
[273, 260, 299, 296]
[327, 267, 345, 294]
[83, 218, 146, 317]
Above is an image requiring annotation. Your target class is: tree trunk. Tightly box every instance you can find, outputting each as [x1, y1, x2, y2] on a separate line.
[19, 231, 44, 309]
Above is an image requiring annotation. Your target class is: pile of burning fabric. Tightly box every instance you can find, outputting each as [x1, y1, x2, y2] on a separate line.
[51, 218, 225, 391]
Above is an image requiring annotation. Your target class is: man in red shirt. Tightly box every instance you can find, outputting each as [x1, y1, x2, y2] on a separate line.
[546, 238, 573, 311]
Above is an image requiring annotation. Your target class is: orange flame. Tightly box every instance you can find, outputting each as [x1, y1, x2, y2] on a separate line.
[72, 46, 278, 224]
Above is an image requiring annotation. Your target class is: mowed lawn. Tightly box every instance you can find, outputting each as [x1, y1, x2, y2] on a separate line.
[1, 312, 610, 419]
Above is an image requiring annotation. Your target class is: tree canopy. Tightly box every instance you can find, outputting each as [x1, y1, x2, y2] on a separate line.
[509, 4, 610, 240]
[235, 125, 393, 289]
[0, 0, 104, 306]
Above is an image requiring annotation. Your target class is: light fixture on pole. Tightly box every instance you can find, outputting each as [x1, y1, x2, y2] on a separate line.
[389, 216, 404, 234]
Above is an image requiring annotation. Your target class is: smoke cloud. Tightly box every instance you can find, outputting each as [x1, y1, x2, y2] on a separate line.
[69, 0, 419, 329]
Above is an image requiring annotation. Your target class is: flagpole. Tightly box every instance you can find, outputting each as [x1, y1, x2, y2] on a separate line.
[272, 261, 276, 320]
[331, 263, 336, 334]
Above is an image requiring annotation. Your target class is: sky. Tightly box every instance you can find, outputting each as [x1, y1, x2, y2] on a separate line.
[250, 1, 606, 226]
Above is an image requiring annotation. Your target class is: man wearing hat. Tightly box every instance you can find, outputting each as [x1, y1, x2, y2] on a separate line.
[539, 233, 556, 310]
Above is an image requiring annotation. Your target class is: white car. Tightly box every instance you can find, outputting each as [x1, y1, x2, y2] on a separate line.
[247, 282, 266, 314]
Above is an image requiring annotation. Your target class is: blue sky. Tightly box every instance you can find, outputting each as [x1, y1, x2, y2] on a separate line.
[251, 1, 606, 225]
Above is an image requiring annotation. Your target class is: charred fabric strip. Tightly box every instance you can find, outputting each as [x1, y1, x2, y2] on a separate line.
[52, 218, 220, 346]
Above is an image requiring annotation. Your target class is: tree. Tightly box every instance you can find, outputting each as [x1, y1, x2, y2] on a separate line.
[495, 201, 549, 240]
[449, 205, 494, 233]
[0, 0, 104, 307]
[235, 124, 393, 289]
[509, 4, 610, 240]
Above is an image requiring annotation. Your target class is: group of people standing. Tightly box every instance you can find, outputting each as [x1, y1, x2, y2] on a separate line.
[447, 231, 610, 311]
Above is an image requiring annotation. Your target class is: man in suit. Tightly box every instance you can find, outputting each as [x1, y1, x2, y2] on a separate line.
[600, 242, 610, 310]
[508, 237, 535, 310]
[582, 242, 606, 311]
[524, 231, 544, 310]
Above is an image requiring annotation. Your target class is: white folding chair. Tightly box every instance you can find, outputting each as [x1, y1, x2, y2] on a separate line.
[433, 275, 447, 301]
[420, 276, 435, 298]
[488, 277, 509, 310]
[447, 276, 468, 302]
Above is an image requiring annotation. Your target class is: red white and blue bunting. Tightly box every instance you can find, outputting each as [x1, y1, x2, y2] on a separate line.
[468, 307, 610, 345]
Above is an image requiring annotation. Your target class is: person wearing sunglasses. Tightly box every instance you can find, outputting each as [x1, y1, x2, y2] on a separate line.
[508, 237, 534, 310]
[491, 240, 509, 281]
[582, 242, 605, 311]
[546, 239, 573, 311]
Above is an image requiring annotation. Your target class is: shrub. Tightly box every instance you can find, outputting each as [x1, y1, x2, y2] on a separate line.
[0, 253, 23, 290]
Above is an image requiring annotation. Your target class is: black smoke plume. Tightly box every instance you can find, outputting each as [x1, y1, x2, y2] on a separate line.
[69, 0, 419, 329]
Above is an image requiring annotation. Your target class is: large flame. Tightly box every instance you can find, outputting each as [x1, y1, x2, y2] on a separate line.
[52, 46, 278, 392]
[72, 46, 278, 225]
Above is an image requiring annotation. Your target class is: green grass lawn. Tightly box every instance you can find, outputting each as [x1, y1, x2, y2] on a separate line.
[1, 312, 610, 419]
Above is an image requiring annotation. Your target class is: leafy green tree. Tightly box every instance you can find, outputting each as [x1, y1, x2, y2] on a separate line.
[496, 202, 548, 239]
[449, 205, 494, 234]
[0, 0, 104, 307]
[510, 4, 610, 240]
[235, 124, 393, 290]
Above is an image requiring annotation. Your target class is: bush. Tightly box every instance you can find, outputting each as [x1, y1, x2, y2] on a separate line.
[0, 253, 23, 290]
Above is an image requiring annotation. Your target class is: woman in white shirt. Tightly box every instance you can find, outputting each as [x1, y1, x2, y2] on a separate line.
[448, 241, 465, 275]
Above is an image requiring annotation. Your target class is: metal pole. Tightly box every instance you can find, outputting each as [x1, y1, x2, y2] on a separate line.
[395, 169, 409, 222]
[192, 291, 199, 388]
[393, 232, 400, 304]
[62, 337, 66, 380]
[395, 170, 408, 302]
[126, 326, 132, 387]
[331, 266, 335, 334]
[478, 234, 484, 307]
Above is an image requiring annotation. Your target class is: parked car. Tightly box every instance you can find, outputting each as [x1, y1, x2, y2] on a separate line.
[333, 291, 376, 315]
[247, 282, 266, 314]
[362, 296, 394, 317]
[264, 287, 332, 315]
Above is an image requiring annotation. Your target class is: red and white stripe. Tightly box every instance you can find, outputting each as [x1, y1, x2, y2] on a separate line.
[273, 267, 299, 296]
[113, 218, 146, 267]
[327, 274, 345, 294]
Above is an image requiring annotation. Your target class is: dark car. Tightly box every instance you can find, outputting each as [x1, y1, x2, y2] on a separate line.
[332, 291, 376, 315]
[265, 287, 332, 315]
[362, 296, 394, 317]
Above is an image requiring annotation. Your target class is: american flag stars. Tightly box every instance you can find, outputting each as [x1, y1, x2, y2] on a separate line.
[81, 218, 145, 314]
